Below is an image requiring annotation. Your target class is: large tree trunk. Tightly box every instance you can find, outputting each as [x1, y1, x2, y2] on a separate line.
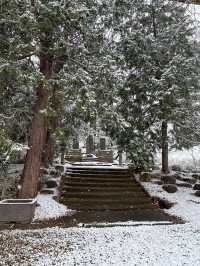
[42, 130, 54, 168]
[20, 56, 52, 198]
[161, 120, 169, 174]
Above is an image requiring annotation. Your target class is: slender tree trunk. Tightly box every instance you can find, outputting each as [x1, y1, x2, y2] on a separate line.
[20, 56, 52, 198]
[152, 2, 169, 173]
[151, 2, 157, 39]
[161, 120, 169, 174]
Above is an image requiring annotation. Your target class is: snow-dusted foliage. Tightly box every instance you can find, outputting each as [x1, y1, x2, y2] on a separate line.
[0, 1, 35, 161]
[100, 0, 200, 169]
[0, 1, 113, 196]
[0, 0, 200, 172]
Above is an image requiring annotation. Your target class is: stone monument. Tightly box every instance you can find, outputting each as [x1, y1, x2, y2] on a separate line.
[99, 138, 106, 150]
[86, 135, 95, 154]
[72, 138, 79, 150]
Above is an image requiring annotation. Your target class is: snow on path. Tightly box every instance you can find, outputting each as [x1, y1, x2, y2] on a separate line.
[34, 194, 75, 221]
[18, 179, 199, 266]
[2, 166, 200, 265]
[142, 181, 200, 226]
[1, 224, 200, 266]
[65, 162, 128, 169]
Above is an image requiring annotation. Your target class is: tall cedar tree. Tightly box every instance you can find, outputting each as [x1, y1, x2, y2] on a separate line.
[1, 0, 104, 197]
[105, 0, 199, 171]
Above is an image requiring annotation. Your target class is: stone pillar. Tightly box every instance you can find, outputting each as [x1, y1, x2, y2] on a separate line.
[99, 138, 106, 150]
[72, 138, 79, 150]
[118, 149, 123, 165]
[86, 135, 94, 154]
[60, 143, 66, 165]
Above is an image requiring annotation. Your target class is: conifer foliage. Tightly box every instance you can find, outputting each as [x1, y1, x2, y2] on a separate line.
[102, 0, 200, 170]
[0, 0, 199, 197]
[1, 0, 105, 197]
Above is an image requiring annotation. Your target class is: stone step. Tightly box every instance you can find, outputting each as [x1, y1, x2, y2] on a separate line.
[60, 167, 154, 213]
[61, 197, 152, 205]
[63, 177, 134, 183]
[64, 172, 131, 179]
[66, 171, 130, 177]
[61, 202, 154, 211]
[61, 185, 142, 192]
[66, 168, 128, 173]
[66, 171, 129, 175]
[60, 191, 146, 199]
[62, 181, 139, 187]
[65, 174, 131, 179]
[65, 209, 173, 223]
[63, 180, 140, 188]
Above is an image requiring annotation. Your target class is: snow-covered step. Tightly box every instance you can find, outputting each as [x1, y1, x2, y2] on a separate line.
[66, 170, 129, 175]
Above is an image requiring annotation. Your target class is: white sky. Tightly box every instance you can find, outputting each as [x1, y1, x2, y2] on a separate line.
[189, 4, 200, 39]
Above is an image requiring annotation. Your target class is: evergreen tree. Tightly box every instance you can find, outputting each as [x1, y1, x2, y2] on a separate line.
[0, 0, 107, 197]
[0, 0, 33, 158]
[103, 0, 200, 170]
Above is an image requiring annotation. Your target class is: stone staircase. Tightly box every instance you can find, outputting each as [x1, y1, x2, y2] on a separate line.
[59, 166, 154, 211]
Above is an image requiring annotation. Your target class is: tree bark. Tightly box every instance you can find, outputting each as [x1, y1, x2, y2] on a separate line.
[20, 56, 52, 198]
[161, 121, 169, 174]
[42, 130, 54, 168]
[42, 84, 60, 168]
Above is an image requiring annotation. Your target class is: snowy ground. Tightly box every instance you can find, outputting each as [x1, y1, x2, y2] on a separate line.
[156, 145, 200, 170]
[2, 159, 200, 265]
[0, 179, 200, 265]
[142, 180, 200, 226]
[0, 222, 200, 265]
[34, 194, 75, 221]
